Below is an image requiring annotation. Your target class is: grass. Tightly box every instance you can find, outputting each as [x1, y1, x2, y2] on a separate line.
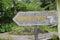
[0, 38, 13, 40]
[1, 22, 58, 35]
[0, 35, 13, 40]
[48, 35, 60, 40]
[38, 25, 58, 32]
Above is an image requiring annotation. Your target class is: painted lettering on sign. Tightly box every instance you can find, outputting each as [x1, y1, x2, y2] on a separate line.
[17, 16, 46, 22]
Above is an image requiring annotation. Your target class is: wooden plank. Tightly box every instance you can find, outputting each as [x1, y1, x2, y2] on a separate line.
[13, 11, 58, 26]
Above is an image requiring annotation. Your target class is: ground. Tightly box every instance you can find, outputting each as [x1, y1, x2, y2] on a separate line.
[0, 32, 58, 40]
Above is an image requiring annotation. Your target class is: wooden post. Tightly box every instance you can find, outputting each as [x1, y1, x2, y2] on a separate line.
[34, 25, 38, 40]
[57, 0, 60, 38]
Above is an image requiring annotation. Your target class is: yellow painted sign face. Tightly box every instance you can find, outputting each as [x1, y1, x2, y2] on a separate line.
[17, 16, 33, 22]
[13, 11, 58, 26]
[17, 16, 46, 22]
[37, 16, 46, 21]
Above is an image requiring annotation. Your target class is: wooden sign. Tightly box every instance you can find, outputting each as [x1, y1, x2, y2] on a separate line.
[13, 10, 58, 26]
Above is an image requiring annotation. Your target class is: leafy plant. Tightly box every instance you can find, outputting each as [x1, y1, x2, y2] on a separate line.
[48, 35, 60, 40]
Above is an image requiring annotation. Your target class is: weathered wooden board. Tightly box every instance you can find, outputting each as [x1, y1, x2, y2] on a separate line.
[13, 10, 58, 26]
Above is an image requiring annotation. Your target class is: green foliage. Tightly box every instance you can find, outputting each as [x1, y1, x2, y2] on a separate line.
[1, 0, 13, 11]
[49, 35, 60, 40]
[8, 23, 58, 35]
[38, 25, 58, 32]
[0, 23, 13, 33]
[10, 23, 34, 35]
[0, 0, 57, 33]
[0, 0, 56, 23]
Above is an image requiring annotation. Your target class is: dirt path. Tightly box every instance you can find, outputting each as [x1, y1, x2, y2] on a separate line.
[0, 32, 58, 40]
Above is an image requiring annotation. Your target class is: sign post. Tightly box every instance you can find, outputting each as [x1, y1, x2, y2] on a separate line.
[57, 0, 60, 38]
[13, 11, 58, 40]
[34, 25, 38, 40]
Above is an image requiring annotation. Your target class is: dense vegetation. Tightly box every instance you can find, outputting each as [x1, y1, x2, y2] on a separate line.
[0, 0, 57, 33]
